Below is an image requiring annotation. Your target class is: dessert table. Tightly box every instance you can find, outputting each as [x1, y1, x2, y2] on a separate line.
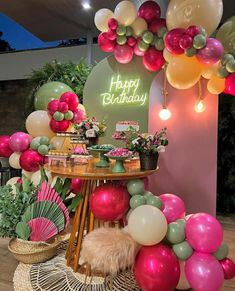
[45, 159, 158, 274]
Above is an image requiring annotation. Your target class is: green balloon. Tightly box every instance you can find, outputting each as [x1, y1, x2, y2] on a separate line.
[157, 27, 168, 38]
[193, 34, 206, 49]
[221, 54, 234, 66]
[38, 145, 49, 156]
[146, 195, 163, 209]
[116, 25, 126, 36]
[166, 221, 185, 244]
[127, 179, 145, 196]
[64, 110, 74, 121]
[155, 38, 164, 51]
[199, 26, 207, 36]
[226, 59, 235, 73]
[143, 191, 153, 197]
[130, 195, 146, 209]
[217, 66, 229, 78]
[117, 35, 127, 45]
[143, 31, 154, 44]
[40, 136, 49, 145]
[30, 139, 40, 150]
[34, 81, 73, 111]
[213, 242, 229, 260]
[173, 241, 193, 260]
[126, 26, 133, 37]
[126, 209, 133, 221]
[175, 218, 186, 227]
[216, 16, 235, 55]
[138, 40, 149, 52]
[53, 111, 64, 121]
[185, 47, 197, 57]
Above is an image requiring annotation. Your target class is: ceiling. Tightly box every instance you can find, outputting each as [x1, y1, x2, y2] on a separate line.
[0, 0, 234, 42]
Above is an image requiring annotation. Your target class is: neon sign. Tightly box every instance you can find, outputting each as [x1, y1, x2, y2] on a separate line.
[100, 75, 148, 106]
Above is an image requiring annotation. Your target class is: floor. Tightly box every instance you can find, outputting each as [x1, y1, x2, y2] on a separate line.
[0, 216, 234, 291]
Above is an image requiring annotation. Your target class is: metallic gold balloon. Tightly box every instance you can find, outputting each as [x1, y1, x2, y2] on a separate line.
[207, 75, 225, 94]
[216, 16, 235, 55]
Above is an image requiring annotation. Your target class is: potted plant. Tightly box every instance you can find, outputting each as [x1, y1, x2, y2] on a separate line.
[125, 128, 168, 171]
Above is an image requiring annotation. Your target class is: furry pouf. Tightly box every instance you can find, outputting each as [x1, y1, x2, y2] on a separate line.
[81, 227, 139, 276]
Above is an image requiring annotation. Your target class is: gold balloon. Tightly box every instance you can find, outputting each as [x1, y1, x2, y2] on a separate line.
[216, 16, 235, 55]
[166, 0, 223, 36]
[94, 8, 114, 32]
[114, 1, 137, 26]
[131, 17, 148, 37]
[9, 152, 21, 169]
[166, 55, 203, 89]
[207, 75, 225, 94]
[163, 48, 173, 63]
[177, 261, 191, 290]
[201, 62, 220, 79]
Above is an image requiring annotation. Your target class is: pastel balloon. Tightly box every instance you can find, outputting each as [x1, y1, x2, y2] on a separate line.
[166, 220, 185, 244]
[131, 17, 148, 37]
[197, 38, 224, 65]
[47, 99, 60, 115]
[9, 132, 31, 152]
[50, 136, 65, 150]
[160, 193, 185, 223]
[9, 152, 21, 169]
[220, 257, 235, 280]
[19, 149, 44, 172]
[201, 62, 220, 79]
[213, 242, 229, 260]
[164, 28, 186, 55]
[166, 55, 202, 89]
[34, 81, 73, 110]
[172, 241, 193, 260]
[134, 43, 145, 56]
[166, 0, 223, 36]
[114, 44, 133, 64]
[49, 119, 70, 133]
[127, 179, 145, 196]
[26, 110, 55, 138]
[177, 261, 191, 290]
[130, 195, 146, 209]
[94, 8, 114, 32]
[207, 76, 225, 95]
[22, 170, 33, 180]
[134, 244, 180, 291]
[185, 252, 224, 291]
[224, 73, 235, 96]
[0, 136, 13, 158]
[137, 1, 161, 24]
[185, 213, 223, 253]
[72, 109, 86, 124]
[60, 92, 79, 111]
[31, 169, 52, 186]
[216, 16, 235, 55]
[128, 205, 167, 246]
[114, 1, 136, 26]
[163, 48, 173, 63]
[143, 48, 165, 72]
[70, 178, 82, 193]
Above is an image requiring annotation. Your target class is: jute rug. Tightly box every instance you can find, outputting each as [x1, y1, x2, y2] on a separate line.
[13, 242, 140, 291]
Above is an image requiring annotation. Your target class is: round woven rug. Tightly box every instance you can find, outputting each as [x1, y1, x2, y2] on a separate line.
[13, 242, 140, 291]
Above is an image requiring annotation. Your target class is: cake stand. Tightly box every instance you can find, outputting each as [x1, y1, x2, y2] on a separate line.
[105, 155, 129, 173]
[87, 148, 111, 168]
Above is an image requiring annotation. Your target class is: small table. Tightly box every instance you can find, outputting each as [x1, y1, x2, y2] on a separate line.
[45, 159, 157, 273]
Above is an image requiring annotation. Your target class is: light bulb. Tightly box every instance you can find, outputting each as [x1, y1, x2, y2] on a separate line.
[195, 100, 206, 113]
[159, 108, 171, 120]
[82, 2, 91, 9]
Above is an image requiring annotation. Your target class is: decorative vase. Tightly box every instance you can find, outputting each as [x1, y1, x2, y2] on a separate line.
[88, 136, 99, 147]
[139, 152, 159, 171]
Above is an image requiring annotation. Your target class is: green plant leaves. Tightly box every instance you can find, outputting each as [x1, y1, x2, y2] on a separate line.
[15, 221, 30, 240]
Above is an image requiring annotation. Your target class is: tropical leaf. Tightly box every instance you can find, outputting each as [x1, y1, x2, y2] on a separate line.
[15, 221, 30, 240]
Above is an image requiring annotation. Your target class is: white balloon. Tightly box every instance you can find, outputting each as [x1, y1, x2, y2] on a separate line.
[94, 8, 114, 32]
[31, 170, 52, 186]
[9, 152, 21, 169]
[114, 1, 137, 26]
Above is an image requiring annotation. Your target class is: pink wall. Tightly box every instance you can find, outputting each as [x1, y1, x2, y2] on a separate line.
[148, 71, 218, 216]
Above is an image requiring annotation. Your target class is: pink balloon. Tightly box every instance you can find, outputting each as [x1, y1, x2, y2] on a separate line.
[9, 132, 31, 152]
[197, 38, 224, 65]
[20, 149, 44, 172]
[149, 18, 166, 34]
[90, 184, 130, 221]
[127, 37, 137, 48]
[138, 1, 161, 24]
[98, 32, 116, 53]
[72, 109, 86, 124]
[134, 244, 180, 291]
[179, 35, 193, 50]
[224, 73, 235, 96]
[58, 102, 69, 113]
[70, 178, 82, 193]
[185, 252, 224, 291]
[220, 258, 235, 280]
[60, 92, 79, 111]
[47, 99, 60, 115]
[50, 119, 70, 133]
[160, 193, 185, 223]
[134, 43, 145, 56]
[185, 213, 223, 253]
[0, 136, 13, 158]
[143, 48, 165, 72]
[164, 28, 186, 55]
[186, 25, 201, 38]
[106, 29, 117, 41]
[114, 44, 134, 64]
[108, 18, 118, 31]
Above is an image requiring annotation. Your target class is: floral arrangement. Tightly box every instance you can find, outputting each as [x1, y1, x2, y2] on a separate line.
[127, 128, 168, 155]
[74, 117, 107, 138]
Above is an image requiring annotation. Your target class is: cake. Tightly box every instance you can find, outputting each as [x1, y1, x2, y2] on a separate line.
[115, 121, 139, 132]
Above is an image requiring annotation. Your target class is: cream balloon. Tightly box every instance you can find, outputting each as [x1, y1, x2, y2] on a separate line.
[94, 8, 114, 32]
[78, 103, 86, 114]
[177, 261, 191, 290]
[131, 17, 148, 37]
[201, 62, 220, 79]
[9, 152, 21, 169]
[31, 170, 52, 186]
[216, 16, 235, 55]
[22, 169, 33, 180]
[207, 76, 225, 94]
[166, 0, 223, 36]
[114, 1, 137, 26]
[128, 205, 167, 246]
[6, 177, 21, 195]
[163, 48, 173, 63]
[50, 136, 66, 150]
[26, 110, 55, 138]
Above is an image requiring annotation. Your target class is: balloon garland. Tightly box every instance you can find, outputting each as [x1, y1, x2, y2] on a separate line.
[95, 0, 235, 97]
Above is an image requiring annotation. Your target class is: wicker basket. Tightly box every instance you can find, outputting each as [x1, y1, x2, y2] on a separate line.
[8, 237, 61, 264]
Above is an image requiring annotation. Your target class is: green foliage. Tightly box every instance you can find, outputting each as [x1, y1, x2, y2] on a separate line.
[217, 95, 235, 213]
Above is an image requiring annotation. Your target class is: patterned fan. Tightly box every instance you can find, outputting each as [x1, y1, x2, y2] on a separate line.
[28, 217, 58, 242]
[37, 182, 70, 227]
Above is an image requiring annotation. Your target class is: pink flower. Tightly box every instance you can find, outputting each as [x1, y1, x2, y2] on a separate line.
[85, 123, 90, 129]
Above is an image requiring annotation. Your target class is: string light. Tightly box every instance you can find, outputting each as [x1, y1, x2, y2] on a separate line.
[195, 80, 206, 113]
[159, 65, 171, 120]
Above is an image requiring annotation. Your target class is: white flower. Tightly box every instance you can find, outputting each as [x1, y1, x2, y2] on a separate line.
[157, 145, 165, 153]
[132, 138, 139, 145]
[93, 125, 99, 132]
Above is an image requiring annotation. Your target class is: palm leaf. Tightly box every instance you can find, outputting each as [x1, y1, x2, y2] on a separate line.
[15, 221, 30, 240]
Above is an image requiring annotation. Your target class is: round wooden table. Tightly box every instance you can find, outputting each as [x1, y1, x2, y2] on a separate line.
[45, 159, 157, 274]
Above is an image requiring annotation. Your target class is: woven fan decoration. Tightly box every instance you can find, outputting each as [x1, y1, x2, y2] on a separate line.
[28, 218, 58, 241]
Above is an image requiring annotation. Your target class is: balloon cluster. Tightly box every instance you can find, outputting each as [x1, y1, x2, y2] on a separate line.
[30, 136, 52, 156]
[95, 1, 167, 72]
